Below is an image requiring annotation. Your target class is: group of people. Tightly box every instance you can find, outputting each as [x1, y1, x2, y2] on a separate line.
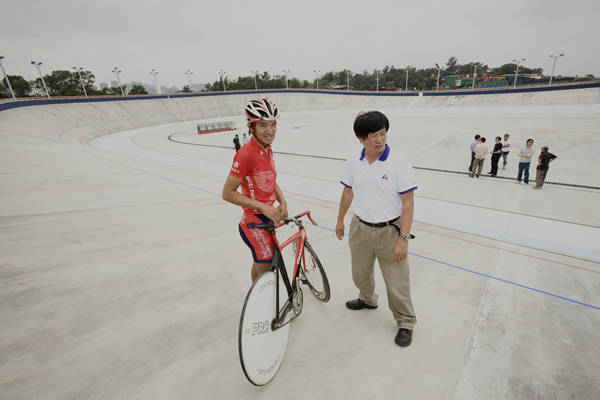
[468, 132, 557, 188]
[232, 132, 249, 152]
[222, 99, 417, 347]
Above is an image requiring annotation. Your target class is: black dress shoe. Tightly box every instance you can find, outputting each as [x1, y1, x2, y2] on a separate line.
[395, 328, 413, 347]
[345, 298, 377, 310]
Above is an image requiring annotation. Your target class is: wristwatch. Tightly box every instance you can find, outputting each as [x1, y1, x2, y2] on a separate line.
[398, 232, 412, 241]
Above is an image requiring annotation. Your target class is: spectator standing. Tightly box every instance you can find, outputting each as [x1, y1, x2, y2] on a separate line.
[501, 133, 511, 169]
[470, 137, 488, 178]
[517, 139, 535, 184]
[488, 136, 503, 176]
[468, 134, 481, 172]
[233, 134, 241, 152]
[241, 133, 249, 146]
[533, 147, 557, 189]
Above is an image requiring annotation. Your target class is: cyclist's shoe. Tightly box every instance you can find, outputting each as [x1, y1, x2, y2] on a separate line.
[345, 298, 377, 310]
[395, 328, 413, 347]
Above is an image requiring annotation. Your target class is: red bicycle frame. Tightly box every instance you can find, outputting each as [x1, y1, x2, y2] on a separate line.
[271, 210, 318, 280]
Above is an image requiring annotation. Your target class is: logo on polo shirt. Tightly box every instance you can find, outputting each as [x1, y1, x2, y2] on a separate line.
[382, 173, 388, 180]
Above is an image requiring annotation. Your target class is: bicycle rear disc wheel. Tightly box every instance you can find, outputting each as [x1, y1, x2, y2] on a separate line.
[238, 270, 290, 386]
[302, 242, 330, 302]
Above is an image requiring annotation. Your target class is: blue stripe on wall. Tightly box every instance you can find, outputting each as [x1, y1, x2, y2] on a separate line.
[1, 82, 599, 112]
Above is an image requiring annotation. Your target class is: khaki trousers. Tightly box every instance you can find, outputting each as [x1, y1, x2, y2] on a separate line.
[348, 215, 416, 329]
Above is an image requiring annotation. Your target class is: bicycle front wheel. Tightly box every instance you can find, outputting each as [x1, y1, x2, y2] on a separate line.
[301, 241, 330, 302]
[238, 271, 290, 386]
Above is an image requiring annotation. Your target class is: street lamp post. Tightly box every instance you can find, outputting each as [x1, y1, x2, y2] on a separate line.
[313, 69, 320, 90]
[251, 70, 259, 91]
[112, 67, 125, 96]
[472, 64, 477, 90]
[185, 69, 193, 92]
[512, 57, 526, 88]
[150, 69, 161, 94]
[435, 63, 441, 92]
[73, 67, 88, 97]
[219, 69, 226, 91]
[376, 70, 379, 92]
[0, 56, 16, 100]
[405, 66, 409, 91]
[548, 53, 565, 86]
[30, 61, 51, 99]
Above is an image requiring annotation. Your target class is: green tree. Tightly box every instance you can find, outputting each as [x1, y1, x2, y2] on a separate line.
[34, 70, 81, 96]
[129, 84, 148, 95]
[2, 75, 32, 97]
[98, 86, 125, 96]
[446, 56, 458, 71]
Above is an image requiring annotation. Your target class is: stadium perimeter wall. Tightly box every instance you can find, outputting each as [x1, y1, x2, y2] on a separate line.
[1, 83, 599, 146]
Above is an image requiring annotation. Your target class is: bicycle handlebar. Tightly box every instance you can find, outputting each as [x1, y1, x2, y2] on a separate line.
[252, 210, 318, 230]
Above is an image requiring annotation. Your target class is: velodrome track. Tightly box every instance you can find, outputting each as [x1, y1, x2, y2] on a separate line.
[1, 87, 600, 399]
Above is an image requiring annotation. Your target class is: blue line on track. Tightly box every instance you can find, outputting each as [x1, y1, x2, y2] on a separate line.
[306, 223, 599, 312]
[70, 131, 600, 312]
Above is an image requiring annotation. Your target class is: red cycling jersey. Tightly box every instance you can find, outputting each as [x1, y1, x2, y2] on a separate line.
[229, 138, 277, 214]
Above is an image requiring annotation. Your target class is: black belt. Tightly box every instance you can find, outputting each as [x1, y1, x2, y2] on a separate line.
[357, 216, 416, 239]
[358, 216, 400, 228]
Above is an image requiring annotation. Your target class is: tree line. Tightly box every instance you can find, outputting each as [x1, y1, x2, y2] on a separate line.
[0, 69, 149, 98]
[2, 57, 597, 98]
[205, 57, 595, 92]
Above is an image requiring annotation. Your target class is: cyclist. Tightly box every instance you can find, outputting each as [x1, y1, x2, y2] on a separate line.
[222, 98, 288, 281]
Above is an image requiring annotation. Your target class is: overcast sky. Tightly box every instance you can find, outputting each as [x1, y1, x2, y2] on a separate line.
[2, 0, 599, 88]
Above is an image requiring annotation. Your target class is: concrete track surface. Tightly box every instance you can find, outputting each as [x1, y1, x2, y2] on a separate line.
[1, 88, 600, 399]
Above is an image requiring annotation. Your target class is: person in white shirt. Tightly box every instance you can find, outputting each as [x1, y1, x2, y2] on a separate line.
[335, 111, 417, 347]
[470, 137, 489, 177]
[517, 138, 535, 184]
[241, 132, 249, 146]
[468, 134, 481, 172]
[501, 133, 511, 170]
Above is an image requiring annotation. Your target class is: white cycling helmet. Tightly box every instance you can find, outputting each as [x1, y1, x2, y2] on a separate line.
[245, 98, 279, 122]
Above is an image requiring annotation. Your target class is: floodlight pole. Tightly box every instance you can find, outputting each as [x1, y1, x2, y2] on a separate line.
[112, 67, 125, 95]
[548, 53, 565, 86]
[282, 69, 290, 89]
[251, 70, 259, 91]
[219, 69, 226, 91]
[347, 70, 350, 91]
[376, 70, 379, 92]
[150, 69, 161, 94]
[512, 57, 526, 88]
[435, 63, 441, 92]
[313, 69, 320, 90]
[82, 70, 93, 90]
[73, 67, 88, 97]
[472, 64, 477, 90]
[31, 61, 51, 99]
[185, 69, 193, 91]
[0, 56, 16, 100]
[405, 66, 409, 91]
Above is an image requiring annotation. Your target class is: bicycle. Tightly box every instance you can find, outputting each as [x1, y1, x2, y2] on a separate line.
[238, 210, 330, 386]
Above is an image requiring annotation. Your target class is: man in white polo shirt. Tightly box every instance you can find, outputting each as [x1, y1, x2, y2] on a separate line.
[335, 111, 418, 347]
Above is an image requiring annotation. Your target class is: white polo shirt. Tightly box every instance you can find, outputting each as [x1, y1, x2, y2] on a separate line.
[340, 144, 417, 224]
